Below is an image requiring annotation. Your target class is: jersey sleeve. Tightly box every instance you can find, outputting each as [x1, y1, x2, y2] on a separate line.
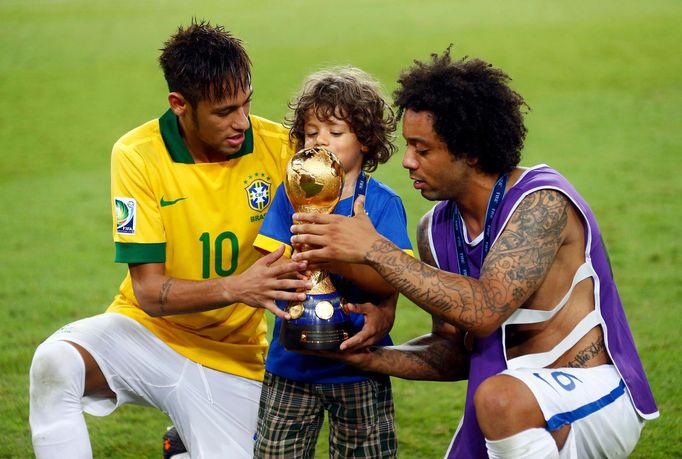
[111, 142, 166, 263]
[253, 183, 295, 258]
[371, 194, 413, 255]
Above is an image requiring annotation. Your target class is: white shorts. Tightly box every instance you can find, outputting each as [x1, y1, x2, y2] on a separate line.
[43, 312, 262, 459]
[502, 365, 644, 459]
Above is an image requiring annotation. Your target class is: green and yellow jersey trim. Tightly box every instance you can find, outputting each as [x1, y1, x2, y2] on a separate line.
[115, 242, 166, 263]
[158, 109, 254, 164]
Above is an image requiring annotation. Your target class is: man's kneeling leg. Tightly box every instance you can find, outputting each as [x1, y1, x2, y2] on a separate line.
[29, 340, 92, 459]
[486, 427, 560, 459]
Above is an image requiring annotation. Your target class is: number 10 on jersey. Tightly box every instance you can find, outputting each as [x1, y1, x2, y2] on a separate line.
[199, 231, 239, 278]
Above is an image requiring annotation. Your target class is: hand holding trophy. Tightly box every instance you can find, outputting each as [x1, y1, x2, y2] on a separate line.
[280, 146, 355, 350]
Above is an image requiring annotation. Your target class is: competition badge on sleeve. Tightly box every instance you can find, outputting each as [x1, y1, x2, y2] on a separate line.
[280, 147, 356, 350]
[115, 197, 136, 235]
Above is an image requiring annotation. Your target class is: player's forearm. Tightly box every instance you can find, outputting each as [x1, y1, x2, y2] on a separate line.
[131, 273, 236, 317]
[361, 334, 469, 381]
[364, 239, 500, 336]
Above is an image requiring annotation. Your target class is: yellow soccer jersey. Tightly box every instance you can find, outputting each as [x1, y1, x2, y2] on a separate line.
[107, 109, 294, 381]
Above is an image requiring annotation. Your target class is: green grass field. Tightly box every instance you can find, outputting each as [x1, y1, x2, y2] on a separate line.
[1, 0, 681, 457]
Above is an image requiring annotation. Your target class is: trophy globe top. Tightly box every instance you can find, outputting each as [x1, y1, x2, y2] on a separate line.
[284, 147, 345, 214]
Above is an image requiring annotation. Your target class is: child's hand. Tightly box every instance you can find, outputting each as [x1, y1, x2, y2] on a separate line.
[339, 301, 395, 351]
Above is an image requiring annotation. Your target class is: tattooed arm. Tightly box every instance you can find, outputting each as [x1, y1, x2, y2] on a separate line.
[343, 318, 469, 381]
[331, 212, 470, 381]
[128, 245, 311, 319]
[369, 189, 570, 336]
[292, 190, 570, 336]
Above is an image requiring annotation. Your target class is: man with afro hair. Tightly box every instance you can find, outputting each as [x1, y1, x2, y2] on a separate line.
[290, 49, 658, 458]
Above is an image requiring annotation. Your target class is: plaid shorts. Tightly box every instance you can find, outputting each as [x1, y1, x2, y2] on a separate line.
[254, 371, 397, 458]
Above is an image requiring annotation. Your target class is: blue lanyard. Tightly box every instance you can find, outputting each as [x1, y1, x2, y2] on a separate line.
[347, 171, 368, 217]
[453, 173, 508, 276]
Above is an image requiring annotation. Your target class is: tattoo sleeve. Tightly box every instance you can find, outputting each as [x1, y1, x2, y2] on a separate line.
[365, 190, 570, 334]
[370, 332, 469, 381]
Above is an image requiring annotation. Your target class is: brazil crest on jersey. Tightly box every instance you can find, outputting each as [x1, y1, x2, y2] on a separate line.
[245, 177, 271, 212]
[107, 109, 294, 381]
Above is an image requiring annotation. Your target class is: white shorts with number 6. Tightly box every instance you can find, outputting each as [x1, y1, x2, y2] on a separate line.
[502, 364, 644, 459]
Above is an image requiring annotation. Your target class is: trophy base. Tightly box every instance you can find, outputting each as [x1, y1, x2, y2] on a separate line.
[279, 291, 355, 350]
[280, 321, 355, 350]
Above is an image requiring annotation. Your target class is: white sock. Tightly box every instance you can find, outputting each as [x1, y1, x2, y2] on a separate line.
[29, 340, 93, 459]
[486, 427, 559, 459]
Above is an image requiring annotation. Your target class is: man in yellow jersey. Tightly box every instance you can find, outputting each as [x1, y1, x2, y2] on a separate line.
[28, 20, 310, 459]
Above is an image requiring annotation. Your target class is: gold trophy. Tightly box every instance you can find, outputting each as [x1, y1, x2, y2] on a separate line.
[280, 146, 355, 350]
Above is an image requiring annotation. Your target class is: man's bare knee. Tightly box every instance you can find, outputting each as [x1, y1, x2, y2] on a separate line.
[474, 374, 545, 439]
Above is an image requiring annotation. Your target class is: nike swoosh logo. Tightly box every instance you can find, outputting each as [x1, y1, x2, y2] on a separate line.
[160, 196, 188, 207]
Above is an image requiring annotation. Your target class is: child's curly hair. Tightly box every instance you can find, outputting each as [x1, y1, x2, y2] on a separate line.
[287, 67, 397, 172]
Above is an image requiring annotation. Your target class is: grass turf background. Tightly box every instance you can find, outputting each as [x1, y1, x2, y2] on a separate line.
[1, 1, 680, 457]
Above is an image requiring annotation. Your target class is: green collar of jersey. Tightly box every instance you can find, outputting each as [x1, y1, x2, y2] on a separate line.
[159, 109, 254, 164]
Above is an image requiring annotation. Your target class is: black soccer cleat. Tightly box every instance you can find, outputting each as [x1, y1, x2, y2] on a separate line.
[162, 426, 188, 459]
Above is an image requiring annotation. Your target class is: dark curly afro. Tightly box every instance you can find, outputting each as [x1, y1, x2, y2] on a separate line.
[393, 47, 529, 174]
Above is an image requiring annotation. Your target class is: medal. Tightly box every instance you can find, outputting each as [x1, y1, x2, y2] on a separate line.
[453, 173, 508, 353]
[288, 304, 304, 320]
[314, 301, 334, 320]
